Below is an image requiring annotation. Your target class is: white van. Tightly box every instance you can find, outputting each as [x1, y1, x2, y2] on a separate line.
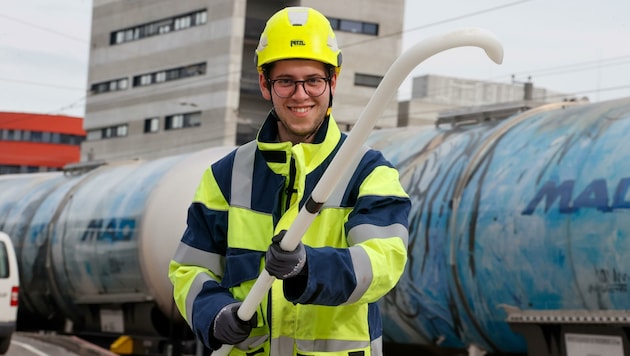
[0, 232, 18, 355]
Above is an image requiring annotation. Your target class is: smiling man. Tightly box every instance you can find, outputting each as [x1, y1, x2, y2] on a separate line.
[262, 59, 335, 145]
[169, 6, 411, 356]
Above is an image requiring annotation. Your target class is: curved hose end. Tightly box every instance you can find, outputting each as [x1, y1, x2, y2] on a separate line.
[485, 44, 504, 65]
[470, 27, 504, 65]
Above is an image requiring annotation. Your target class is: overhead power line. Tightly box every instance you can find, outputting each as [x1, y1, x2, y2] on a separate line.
[0, 13, 89, 43]
[0, 77, 85, 91]
[344, 0, 533, 49]
[506, 55, 630, 79]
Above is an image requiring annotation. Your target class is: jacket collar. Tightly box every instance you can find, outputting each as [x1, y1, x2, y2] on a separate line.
[255, 111, 342, 176]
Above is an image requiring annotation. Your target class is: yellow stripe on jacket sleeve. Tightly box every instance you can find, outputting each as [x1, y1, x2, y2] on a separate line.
[358, 165, 409, 198]
[193, 167, 229, 210]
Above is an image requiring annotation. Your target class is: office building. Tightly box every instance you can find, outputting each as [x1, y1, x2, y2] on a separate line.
[83, 0, 405, 161]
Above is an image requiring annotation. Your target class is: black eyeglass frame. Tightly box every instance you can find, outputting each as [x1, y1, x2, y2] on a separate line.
[268, 77, 331, 98]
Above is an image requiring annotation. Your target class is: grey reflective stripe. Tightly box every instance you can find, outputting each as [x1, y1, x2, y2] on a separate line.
[235, 334, 268, 351]
[185, 272, 217, 326]
[173, 241, 225, 277]
[347, 223, 409, 247]
[344, 246, 373, 304]
[271, 335, 370, 354]
[295, 338, 369, 353]
[371, 336, 383, 356]
[231, 141, 257, 209]
[270, 335, 294, 355]
[323, 145, 370, 208]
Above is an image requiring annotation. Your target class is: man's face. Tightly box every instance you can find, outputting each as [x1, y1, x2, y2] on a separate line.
[259, 59, 337, 144]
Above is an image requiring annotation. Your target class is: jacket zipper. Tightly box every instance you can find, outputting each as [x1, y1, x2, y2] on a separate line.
[284, 157, 297, 213]
[270, 156, 297, 353]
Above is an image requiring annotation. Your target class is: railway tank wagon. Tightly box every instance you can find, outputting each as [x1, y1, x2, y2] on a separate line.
[0, 146, 234, 341]
[373, 97, 630, 354]
[1, 97, 630, 354]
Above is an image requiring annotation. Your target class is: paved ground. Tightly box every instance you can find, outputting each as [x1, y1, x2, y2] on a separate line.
[5, 332, 117, 356]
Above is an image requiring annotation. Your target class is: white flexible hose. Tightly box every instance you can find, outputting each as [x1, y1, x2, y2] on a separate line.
[213, 27, 503, 356]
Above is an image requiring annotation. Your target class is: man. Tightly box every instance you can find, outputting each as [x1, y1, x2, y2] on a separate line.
[169, 6, 410, 356]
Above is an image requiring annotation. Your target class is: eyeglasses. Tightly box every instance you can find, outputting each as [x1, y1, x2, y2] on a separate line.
[269, 77, 330, 98]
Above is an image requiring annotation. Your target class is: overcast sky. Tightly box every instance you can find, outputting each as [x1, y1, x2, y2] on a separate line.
[400, 0, 630, 102]
[1, 0, 629, 118]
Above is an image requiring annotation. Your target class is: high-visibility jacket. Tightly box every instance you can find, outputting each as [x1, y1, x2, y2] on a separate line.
[169, 113, 410, 356]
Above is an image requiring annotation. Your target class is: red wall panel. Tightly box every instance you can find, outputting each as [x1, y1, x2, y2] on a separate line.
[0, 112, 85, 169]
[0, 112, 85, 135]
[0, 142, 81, 168]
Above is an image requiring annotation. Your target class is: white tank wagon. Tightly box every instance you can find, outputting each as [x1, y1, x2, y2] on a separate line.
[0, 147, 233, 346]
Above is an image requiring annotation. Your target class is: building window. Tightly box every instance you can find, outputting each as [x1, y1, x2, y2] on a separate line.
[133, 62, 206, 87]
[340, 20, 362, 33]
[329, 17, 379, 36]
[31, 131, 43, 142]
[144, 117, 159, 133]
[158, 23, 171, 34]
[5, 129, 16, 141]
[139, 74, 152, 86]
[93, 63, 206, 93]
[110, 9, 208, 45]
[87, 130, 102, 141]
[86, 124, 128, 141]
[174, 16, 191, 30]
[195, 11, 207, 25]
[0, 129, 84, 145]
[165, 111, 201, 130]
[116, 125, 128, 137]
[0, 165, 52, 174]
[91, 78, 129, 95]
[362, 23, 378, 36]
[354, 73, 383, 88]
[1, 165, 16, 174]
[155, 72, 166, 83]
[63, 134, 83, 145]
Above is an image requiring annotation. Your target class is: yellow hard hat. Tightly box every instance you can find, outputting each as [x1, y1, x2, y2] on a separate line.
[255, 7, 342, 74]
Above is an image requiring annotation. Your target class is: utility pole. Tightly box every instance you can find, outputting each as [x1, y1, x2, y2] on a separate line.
[512, 74, 533, 100]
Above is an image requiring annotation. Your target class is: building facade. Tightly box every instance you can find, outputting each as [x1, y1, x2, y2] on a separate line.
[399, 74, 568, 127]
[83, 0, 405, 161]
[0, 113, 85, 174]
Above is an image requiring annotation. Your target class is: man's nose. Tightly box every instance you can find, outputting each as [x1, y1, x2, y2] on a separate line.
[293, 82, 310, 98]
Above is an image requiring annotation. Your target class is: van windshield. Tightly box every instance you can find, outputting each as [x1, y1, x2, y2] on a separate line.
[0, 242, 8, 278]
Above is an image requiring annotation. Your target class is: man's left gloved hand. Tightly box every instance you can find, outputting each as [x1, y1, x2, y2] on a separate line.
[265, 230, 306, 279]
[211, 302, 256, 347]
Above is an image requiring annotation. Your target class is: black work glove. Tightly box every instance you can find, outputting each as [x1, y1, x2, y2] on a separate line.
[211, 302, 256, 346]
[265, 230, 306, 279]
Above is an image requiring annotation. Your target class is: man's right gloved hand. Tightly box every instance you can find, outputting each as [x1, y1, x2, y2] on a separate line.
[211, 302, 256, 346]
[265, 230, 306, 279]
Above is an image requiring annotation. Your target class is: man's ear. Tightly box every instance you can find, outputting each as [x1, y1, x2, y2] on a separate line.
[329, 73, 338, 95]
[259, 73, 272, 101]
